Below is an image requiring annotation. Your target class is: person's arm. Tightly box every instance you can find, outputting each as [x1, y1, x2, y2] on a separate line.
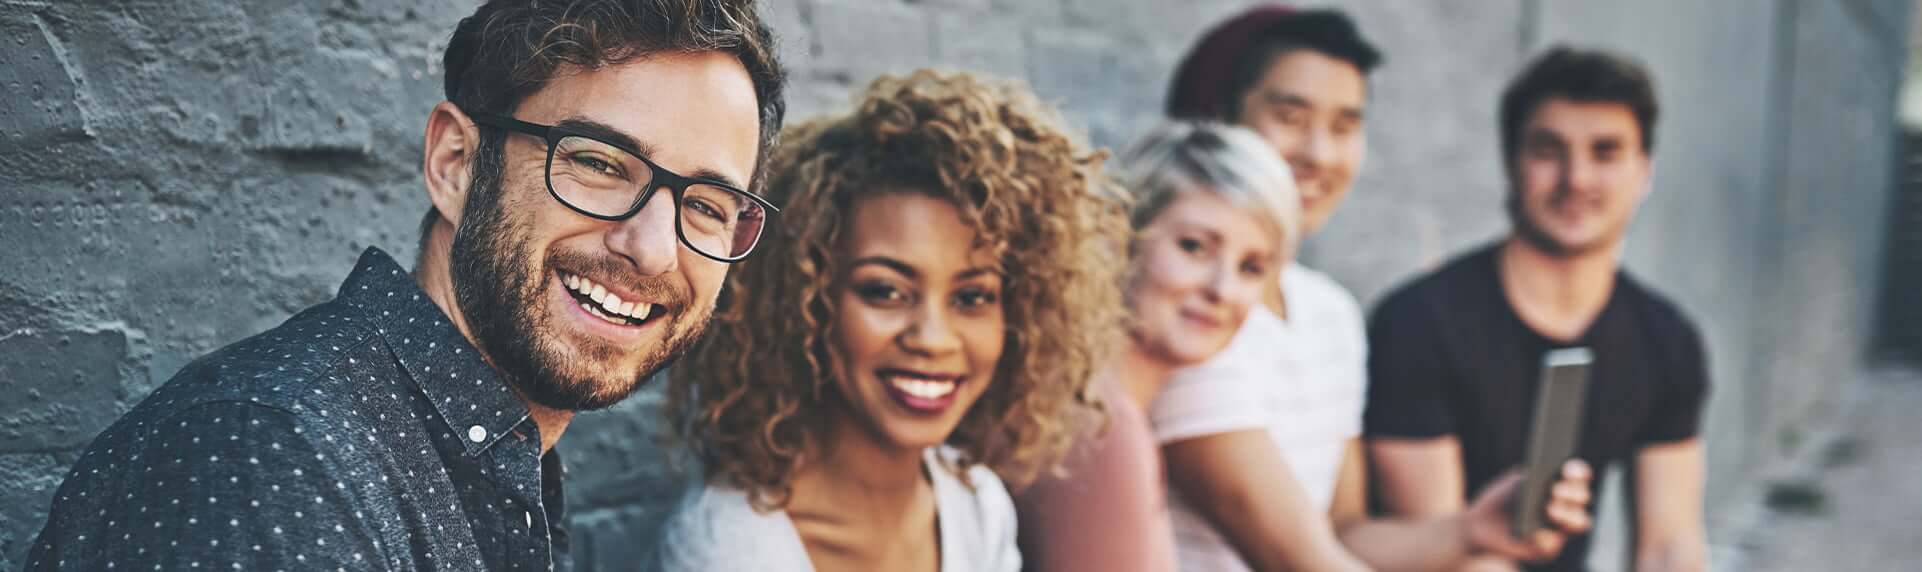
[1163, 430, 1369, 572]
[1147, 308, 1325, 571]
[1362, 292, 1468, 518]
[1338, 439, 1595, 570]
[1630, 315, 1711, 572]
[1368, 436, 1469, 516]
[1631, 440, 1708, 572]
[1328, 437, 1468, 571]
[1014, 402, 1175, 572]
[1327, 438, 1369, 526]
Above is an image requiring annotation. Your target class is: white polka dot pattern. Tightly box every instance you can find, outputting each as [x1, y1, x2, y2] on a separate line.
[27, 248, 574, 571]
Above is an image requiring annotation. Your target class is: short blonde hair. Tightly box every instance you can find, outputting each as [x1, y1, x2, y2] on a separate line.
[1113, 121, 1302, 263]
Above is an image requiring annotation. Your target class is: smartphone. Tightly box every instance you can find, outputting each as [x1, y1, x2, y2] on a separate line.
[1512, 347, 1593, 538]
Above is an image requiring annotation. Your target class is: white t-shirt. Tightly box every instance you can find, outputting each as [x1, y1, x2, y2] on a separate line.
[646, 447, 1022, 572]
[1149, 263, 1369, 572]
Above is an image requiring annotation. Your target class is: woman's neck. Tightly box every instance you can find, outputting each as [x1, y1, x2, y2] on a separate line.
[1113, 336, 1178, 408]
[785, 410, 940, 570]
[795, 416, 927, 499]
[786, 412, 933, 531]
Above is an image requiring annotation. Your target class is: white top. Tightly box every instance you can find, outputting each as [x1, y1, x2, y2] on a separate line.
[646, 447, 1022, 572]
[1149, 263, 1369, 572]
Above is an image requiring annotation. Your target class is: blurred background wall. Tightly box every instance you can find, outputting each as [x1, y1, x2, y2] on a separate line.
[0, 0, 1912, 569]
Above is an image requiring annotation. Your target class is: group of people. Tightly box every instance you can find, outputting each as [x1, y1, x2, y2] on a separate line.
[26, 1, 1710, 571]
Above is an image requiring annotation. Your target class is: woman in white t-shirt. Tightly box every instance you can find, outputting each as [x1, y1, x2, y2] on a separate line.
[645, 70, 1128, 572]
[1152, 261, 1373, 571]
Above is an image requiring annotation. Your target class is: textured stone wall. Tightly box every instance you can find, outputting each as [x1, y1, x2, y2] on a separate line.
[0, 0, 1908, 569]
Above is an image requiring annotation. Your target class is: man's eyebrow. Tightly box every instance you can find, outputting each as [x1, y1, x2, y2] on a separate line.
[1264, 89, 1367, 122]
[554, 116, 749, 190]
[1261, 89, 1312, 108]
[1523, 127, 1566, 145]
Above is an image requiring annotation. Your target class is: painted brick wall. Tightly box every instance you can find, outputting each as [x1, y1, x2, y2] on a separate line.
[0, 0, 1908, 568]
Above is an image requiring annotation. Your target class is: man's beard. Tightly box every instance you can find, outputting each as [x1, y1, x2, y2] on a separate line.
[447, 140, 709, 412]
[1505, 192, 1615, 258]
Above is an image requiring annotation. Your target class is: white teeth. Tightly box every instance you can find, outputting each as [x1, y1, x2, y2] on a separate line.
[581, 300, 623, 325]
[888, 375, 956, 399]
[564, 272, 658, 324]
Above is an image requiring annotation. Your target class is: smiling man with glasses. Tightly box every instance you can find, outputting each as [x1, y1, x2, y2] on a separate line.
[26, 1, 785, 570]
[467, 112, 776, 263]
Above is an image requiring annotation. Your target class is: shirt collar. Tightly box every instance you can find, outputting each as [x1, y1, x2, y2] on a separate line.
[337, 247, 533, 457]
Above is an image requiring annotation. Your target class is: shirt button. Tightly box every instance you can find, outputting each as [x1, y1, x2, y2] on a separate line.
[523, 511, 532, 529]
[467, 426, 487, 443]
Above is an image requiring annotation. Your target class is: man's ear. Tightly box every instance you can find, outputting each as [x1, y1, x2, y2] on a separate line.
[423, 101, 481, 229]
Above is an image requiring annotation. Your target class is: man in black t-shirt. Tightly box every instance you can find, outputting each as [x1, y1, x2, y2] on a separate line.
[1365, 47, 1710, 571]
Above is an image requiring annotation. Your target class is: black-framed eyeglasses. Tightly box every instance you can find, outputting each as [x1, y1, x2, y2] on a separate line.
[469, 112, 776, 263]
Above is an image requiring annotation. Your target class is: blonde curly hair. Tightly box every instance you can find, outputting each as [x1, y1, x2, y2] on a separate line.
[668, 69, 1129, 508]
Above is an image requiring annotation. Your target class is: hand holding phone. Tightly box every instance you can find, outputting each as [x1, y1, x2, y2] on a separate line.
[1512, 348, 1593, 538]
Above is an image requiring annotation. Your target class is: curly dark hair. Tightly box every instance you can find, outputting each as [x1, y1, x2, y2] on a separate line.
[669, 69, 1130, 508]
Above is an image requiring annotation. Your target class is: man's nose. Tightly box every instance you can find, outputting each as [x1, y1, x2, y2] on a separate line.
[1290, 128, 1336, 182]
[604, 188, 681, 277]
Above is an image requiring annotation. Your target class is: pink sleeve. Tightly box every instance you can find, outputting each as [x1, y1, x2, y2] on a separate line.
[1013, 380, 1177, 572]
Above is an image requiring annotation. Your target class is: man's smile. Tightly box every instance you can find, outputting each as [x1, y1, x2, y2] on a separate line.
[554, 269, 677, 341]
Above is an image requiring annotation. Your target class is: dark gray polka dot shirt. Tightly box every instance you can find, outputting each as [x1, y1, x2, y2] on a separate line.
[27, 248, 572, 571]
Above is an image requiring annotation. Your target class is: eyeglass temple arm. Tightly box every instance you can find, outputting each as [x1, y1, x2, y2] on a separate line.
[469, 112, 551, 139]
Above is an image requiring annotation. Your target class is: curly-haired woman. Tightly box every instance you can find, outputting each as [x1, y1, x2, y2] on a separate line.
[645, 69, 1129, 572]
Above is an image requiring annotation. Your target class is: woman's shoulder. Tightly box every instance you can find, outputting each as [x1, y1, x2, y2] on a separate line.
[928, 446, 1015, 513]
[928, 449, 1016, 529]
[1284, 263, 1364, 323]
[927, 447, 1022, 571]
[648, 481, 813, 572]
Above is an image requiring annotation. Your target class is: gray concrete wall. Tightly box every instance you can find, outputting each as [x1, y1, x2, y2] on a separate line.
[0, 0, 1907, 569]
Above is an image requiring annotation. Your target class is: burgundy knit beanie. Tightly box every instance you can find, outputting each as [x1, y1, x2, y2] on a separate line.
[1165, 4, 1296, 120]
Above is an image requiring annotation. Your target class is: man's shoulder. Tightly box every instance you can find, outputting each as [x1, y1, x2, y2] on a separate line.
[1614, 272, 1697, 327]
[60, 298, 394, 488]
[1612, 271, 1706, 352]
[29, 395, 378, 570]
[65, 296, 393, 479]
[161, 299, 385, 411]
[1371, 245, 1500, 324]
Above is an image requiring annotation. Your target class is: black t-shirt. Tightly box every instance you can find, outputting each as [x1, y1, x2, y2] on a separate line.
[1364, 244, 1709, 571]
